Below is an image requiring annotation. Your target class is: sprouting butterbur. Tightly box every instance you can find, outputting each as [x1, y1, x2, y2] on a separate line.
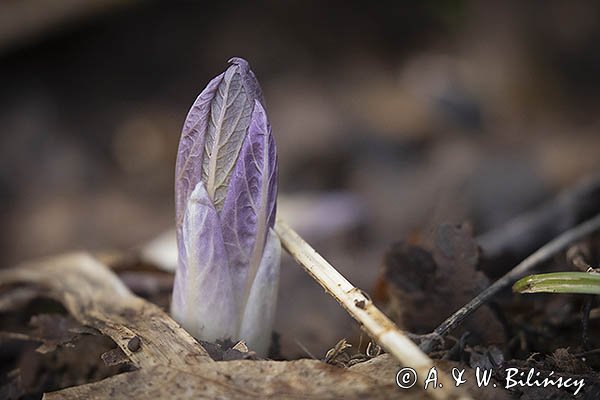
[172, 58, 279, 356]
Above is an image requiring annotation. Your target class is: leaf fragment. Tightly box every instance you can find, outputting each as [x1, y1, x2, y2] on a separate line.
[513, 271, 600, 295]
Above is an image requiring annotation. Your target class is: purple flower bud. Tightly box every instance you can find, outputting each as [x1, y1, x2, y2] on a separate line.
[172, 58, 279, 356]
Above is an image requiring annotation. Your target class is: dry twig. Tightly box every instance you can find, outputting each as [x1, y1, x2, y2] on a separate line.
[478, 174, 600, 276]
[275, 218, 471, 400]
[420, 213, 600, 353]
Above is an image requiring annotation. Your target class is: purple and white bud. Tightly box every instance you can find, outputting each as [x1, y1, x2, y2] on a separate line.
[172, 58, 279, 356]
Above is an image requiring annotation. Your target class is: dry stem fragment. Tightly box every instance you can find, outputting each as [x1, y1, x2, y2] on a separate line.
[275, 218, 471, 400]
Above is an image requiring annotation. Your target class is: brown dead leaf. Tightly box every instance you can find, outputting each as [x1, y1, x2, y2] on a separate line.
[45, 360, 414, 400]
[0, 253, 428, 399]
[379, 223, 505, 345]
[101, 347, 132, 367]
[29, 314, 99, 353]
[0, 253, 211, 370]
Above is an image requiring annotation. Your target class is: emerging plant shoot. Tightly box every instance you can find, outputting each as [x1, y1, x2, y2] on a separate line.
[172, 58, 280, 356]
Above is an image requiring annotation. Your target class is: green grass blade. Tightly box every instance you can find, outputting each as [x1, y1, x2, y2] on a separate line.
[513, 272, 600, 295]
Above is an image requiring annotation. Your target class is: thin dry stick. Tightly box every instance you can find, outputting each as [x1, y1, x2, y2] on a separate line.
[275, 219, 471, 400]
[420, 212, 600, 353]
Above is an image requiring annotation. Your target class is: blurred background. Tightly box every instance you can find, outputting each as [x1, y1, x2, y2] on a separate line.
[1, 0, 600, 358]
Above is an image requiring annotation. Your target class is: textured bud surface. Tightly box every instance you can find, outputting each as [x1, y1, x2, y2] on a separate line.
[172, 58, 279, 356]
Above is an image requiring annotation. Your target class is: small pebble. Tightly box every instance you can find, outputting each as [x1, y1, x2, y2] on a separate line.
[354, 299, 366, 309]
[127, 336, 142, 352]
